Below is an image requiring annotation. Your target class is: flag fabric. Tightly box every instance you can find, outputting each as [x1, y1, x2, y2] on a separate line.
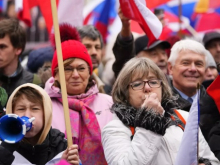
[119, 0, 162, 46]
[174, 92, 200, 165]
[207, 73, 220, 114]
[83, 0, 117, 43]
[145, 0, 170, 9]
[16, 0, 38, 27]
[94, 0, 117, 43]
[15, 0, 83, 33]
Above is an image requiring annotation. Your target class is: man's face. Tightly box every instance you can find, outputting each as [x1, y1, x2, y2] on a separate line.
[168, 50, 206, 96]
[0, 35, 21, 69]
[81, 37, 102, 70]
[206, 39, 220, 64]
[137, 45, 168, 74]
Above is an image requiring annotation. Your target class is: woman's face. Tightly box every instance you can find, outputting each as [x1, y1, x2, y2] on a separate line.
[128, 72, 162, 109]
[55, 58, 90, 95]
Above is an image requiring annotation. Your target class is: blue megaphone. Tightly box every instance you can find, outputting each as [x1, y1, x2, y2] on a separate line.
[0, 114, 35, 143]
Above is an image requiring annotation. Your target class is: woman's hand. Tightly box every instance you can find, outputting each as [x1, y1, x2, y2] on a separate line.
[61, 144, 80, 165]
[141, 93, 164, 115]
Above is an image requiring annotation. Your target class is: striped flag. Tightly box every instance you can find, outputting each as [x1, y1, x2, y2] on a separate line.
[119, 0, 163, 46]
[174, 92, 200, 165]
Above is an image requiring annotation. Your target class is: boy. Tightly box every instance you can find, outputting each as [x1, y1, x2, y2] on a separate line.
[0, 83, 79, 165]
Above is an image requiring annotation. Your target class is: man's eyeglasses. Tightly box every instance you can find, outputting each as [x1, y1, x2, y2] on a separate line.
[130, 79, 162, 90]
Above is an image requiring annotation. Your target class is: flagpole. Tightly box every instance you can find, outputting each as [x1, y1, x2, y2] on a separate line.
[178, 0, 182, 35]
[50, 0, 73, 147]
[197, 83, 201, 165]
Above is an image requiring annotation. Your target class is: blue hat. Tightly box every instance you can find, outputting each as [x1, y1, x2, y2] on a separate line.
[27, 47, 54, 73]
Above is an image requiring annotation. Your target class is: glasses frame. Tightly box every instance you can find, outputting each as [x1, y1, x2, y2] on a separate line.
[63, 66, 90, 76]
[129, 79, 162, 90]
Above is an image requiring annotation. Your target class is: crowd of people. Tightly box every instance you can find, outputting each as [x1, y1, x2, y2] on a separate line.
[0, 4, 220, 165]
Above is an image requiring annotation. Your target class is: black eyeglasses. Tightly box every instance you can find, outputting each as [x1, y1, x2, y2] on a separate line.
[130, 80, 162, 90]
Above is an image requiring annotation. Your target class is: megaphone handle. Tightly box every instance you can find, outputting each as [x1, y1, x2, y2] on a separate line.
[28, 117, 35, 123]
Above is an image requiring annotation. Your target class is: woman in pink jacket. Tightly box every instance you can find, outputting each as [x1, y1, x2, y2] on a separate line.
[44, 24, 113, 165]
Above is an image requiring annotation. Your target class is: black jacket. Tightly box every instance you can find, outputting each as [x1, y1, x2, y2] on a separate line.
[170, 81, 220, 142]
[0, 63, 40, 97]
[208, 121, 220, 160]
[112, 34, 135, 78]
[0, 128, 67, 165]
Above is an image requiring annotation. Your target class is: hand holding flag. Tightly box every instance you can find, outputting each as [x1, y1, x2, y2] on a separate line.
[119, 0, 162, 46]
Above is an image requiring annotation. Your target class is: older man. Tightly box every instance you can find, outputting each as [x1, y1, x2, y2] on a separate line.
[78, 25, 106, 93]
[168, 39, 210, 110]
[168, 40, 220, 159]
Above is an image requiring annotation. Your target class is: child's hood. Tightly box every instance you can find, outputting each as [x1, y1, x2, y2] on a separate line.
[6, 83, 52, 145]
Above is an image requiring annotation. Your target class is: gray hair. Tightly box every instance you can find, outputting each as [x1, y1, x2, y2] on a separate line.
[206, 50, 217, 68]
[78, 25, 104, 48]
[168, 39, 208, 67]
[111, 57, 173, 105]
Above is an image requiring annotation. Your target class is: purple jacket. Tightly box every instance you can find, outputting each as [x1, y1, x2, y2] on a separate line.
[44, 77, 113, 134]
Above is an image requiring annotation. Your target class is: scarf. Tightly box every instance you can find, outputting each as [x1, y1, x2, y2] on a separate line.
[111, 103, 172, 136]
[57, 88, 107, 165]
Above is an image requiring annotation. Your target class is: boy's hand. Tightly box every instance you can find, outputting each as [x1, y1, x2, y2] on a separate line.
[62, 144, 79, 165]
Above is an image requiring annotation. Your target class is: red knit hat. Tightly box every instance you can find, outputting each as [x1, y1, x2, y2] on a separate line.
[51, 24, 93, 77]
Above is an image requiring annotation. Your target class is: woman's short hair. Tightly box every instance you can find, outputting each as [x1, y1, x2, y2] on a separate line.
[112, 57, 172, 105]
[168, 39, 208, 67]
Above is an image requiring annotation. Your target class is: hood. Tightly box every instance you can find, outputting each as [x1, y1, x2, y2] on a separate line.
[6, 83, 52, 145]
[44, 77, 99, 99]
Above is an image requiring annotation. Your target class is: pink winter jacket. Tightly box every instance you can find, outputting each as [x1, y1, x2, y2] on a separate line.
[44, 77, 113, 134]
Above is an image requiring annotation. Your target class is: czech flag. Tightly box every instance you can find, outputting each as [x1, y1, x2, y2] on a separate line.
[119, 0, 163, 46]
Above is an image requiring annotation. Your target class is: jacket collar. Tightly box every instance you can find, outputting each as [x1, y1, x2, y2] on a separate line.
[0, 63, 23, 80]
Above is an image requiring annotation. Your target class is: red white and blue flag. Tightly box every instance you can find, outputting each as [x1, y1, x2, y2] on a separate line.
[83, 0, 117, 43]
[119, 0, 163, 46]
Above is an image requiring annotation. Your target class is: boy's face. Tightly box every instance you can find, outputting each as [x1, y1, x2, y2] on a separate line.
[13, 94, 44, 140]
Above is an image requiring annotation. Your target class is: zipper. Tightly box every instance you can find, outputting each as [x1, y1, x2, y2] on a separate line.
[32, 146, 35, 155]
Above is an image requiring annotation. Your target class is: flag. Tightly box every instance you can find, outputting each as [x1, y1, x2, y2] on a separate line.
[207, 73, 220, 114]
[16, 0, 37, 27]
[15, 0, 83, 33]
[95, 0, 117, 43]
[174, 92, 200, 165]
[146, 0, 170, 9]
[119, 0, 162, 46]
[83, 0, 117, 43]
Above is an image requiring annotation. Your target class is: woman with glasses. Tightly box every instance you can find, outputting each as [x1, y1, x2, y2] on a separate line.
[101, 57, 219, 165]
[44, 24, 112, 165]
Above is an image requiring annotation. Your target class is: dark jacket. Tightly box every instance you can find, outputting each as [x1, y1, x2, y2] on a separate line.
[0, 128, 67, 165]
[209, 121, 220, 160]
[0, 63, 41, 97]
[170, 81, 220, 142]
[112, 34, 135, 78]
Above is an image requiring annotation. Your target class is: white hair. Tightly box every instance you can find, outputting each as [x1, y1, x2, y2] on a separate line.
[168, 39, 208, 67]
